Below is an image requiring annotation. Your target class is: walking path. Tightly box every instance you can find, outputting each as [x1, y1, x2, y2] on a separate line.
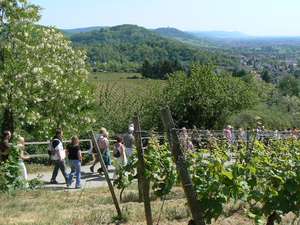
[28, 164, 115, 191]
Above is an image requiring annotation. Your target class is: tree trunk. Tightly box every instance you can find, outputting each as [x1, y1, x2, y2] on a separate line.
[161, 107, 206, 225]
[1, 107, 14, 135]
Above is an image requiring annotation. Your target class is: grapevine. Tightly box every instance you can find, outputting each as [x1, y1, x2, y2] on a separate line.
[188, 137, 300, 225]
[115, 131, 300, 225]
[114, 136, 177, 198]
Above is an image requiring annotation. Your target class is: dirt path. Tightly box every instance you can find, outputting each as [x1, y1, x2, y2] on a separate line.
[28, 164, 115, 191]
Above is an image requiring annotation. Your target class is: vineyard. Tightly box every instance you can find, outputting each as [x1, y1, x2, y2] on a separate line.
[89, 72, 165, 132]
[1, 1, 300, 225]
[111, 111, 300, 225]
[1, 107, 299, 225]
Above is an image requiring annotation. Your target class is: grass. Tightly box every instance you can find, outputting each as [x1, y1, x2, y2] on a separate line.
[0, 184, 299, 225]
[0, 186, 190, 225]
[26, 163, 53, 174]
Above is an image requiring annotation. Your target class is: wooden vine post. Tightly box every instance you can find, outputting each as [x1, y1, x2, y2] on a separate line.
[161, 107, 206, 225]
[90, 130, 122, 219]
[133, 113, 153, 225]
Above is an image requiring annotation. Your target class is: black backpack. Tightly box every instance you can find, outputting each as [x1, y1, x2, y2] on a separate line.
[114, 145, 121, 158]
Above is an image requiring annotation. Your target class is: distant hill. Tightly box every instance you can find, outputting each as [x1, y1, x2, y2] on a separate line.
[69, 24, 236, 72]
[190, 31, 250, 39]
[62, 26, 105, 35]
[154, 27, 199, 41]
[153, 27, 214, 47]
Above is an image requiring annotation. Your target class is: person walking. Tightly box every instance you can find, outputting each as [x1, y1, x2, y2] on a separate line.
[98, 128, 111, 171]
[89, 138, 100, 173]
[179, 127, 194, 151]
[17, 136, 30, 181]
[224, 125, 233, 144]
[0, 130, 12, 163]
[50, 128, 67, 184]
[123, 126, 135, 158]
[66, 136, 82, 189]
[113, 136, 127, 180]
[90, 127, 111, 174]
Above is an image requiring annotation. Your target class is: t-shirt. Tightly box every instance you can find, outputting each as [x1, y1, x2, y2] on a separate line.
[52, 138, 65, 160]
[67, 145, 81, 160]
[123, 133, 134, 148]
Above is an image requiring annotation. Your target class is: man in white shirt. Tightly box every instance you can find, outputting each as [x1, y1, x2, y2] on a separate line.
[50, 128, 67, 184]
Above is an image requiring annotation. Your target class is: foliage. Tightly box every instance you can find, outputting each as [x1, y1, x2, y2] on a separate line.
[0, 144, 23, 193]
[69, 25, 237, 73]
[245, 140, 300, 224]
[0, 0, 94, 138]
[229, 76, 300, 129]
[278, 75, 300, 97]
[144, 137, 177, 197]
[115, 129, 300, 225]
[113, 151, 138, 191]
[114, 136, 177, 198]
[164, 64, 257, 129]
[93, 82, 141, 133]
[187, 141, 248, 224]
[90, 72, 166, 133]
[229, 104, 294, 129]
[186, 137, 300, 224]
[141, 59, 184, 79]
[261, 70, 272, 83]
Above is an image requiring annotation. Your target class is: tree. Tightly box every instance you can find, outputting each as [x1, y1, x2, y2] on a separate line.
[232, 67, 247, 77]
[293, 70, 300, 79]
[164, 64, 257, 128]
[278, 75, 300, 97]
[141, 59, 184, 79]
[0, 0, 94, 138]
[261, 70, 272, 83]
[141, 59, 152, 77]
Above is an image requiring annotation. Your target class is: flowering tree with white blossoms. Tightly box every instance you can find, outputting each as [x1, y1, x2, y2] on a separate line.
[0, 0, 94, 139]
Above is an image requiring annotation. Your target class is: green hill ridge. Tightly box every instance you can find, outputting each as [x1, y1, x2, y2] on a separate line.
[69, 24, 237, 72]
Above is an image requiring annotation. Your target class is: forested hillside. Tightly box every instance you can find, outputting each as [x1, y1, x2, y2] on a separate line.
[69, 24, 238, 73]
[66, 24, 300, 80]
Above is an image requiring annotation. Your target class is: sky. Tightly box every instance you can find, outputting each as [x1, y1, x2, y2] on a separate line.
[31, 0, 300, 37]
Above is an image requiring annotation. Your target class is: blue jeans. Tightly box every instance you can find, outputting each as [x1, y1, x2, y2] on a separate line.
[67, 160, 81, 188]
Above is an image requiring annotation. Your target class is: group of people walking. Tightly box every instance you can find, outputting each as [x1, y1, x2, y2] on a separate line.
[49, 126, 135, 189]
[179, 124, 300, 151]
[0, 125, 136, 189]
[49, 128, 82, 189]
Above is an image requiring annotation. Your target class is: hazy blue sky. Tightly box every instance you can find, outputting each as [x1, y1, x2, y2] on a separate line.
[31, 0, 300, 36]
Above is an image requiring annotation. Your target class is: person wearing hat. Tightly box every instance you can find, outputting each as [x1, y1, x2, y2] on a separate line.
[123, 126, 135, 158]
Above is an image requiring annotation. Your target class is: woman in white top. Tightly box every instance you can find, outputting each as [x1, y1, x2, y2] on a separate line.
[17, 137, 30, 180]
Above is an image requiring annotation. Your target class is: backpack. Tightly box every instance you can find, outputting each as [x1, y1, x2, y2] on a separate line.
[98, 136, 108, 151]
[48, 140, 55, 157]
[114, 144, 121, 158]
[48, 139, 60, 159]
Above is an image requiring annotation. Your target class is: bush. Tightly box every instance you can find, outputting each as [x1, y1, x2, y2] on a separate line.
[0, 145, 24, 193]
[164, 64, 257, 129]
